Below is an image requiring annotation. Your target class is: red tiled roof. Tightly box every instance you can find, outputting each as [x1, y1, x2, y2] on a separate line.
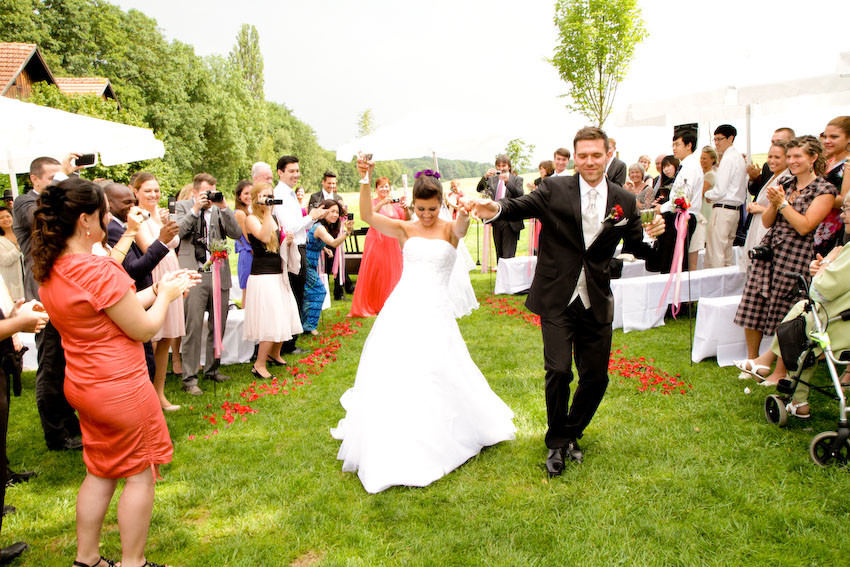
[55, 76, 111, 97]
[0, 42, 39, 95]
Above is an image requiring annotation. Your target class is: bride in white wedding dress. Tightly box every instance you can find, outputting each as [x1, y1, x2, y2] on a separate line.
[330, 159, 515, 494]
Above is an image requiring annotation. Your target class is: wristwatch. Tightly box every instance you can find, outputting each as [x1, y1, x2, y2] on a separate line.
[777, 201, 788, 212]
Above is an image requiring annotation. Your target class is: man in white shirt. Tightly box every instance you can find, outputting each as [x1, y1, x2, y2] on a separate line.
[273, 156, 327, 354]
[553, 148, 571, 176]
[704, 124, 747, 268]
[656, 130, 703, 273]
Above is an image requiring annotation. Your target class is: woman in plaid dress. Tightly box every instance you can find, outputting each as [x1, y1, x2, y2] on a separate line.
[734, 136, 838, 384]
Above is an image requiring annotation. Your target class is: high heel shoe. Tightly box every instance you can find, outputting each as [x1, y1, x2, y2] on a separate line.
[251, 367, 274, 379]
[266, 356, 288, 367]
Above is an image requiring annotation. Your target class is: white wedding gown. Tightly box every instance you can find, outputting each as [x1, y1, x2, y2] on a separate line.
[330, 237, 515, 493]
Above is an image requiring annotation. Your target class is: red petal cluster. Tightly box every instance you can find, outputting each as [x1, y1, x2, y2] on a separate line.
[485, 295, 691, 395]
[185, 318, 360, 441]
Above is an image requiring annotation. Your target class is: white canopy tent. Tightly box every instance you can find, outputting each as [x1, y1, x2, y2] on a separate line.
[613, 58, 850, 165]
[335, 110, 513, 166]
[0, 96, 165, 194]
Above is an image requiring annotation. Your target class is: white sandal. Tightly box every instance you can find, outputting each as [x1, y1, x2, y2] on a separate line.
[734, 359, 770, 381]
[785, 401, 810, 419]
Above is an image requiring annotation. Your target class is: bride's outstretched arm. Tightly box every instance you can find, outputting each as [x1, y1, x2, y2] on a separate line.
[452, 207, 471, 243]
[358, 156, 406, 240]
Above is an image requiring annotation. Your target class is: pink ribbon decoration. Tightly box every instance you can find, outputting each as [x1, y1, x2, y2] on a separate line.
[211, 257, 224, 358]
[657, 211, 690, 318]
[495, 179, 506, 200]
[331, 245, 346, 289]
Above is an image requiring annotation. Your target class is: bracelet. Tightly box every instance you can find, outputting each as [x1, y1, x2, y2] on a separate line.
[777, 201, 788, 212]
[820, 259, 831, 267]
[122, 231, 137, 238]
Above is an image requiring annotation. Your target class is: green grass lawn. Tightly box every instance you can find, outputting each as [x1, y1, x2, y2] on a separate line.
[5, 273, 850, 566]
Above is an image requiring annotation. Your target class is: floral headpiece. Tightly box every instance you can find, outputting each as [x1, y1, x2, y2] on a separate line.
[414, 169, 441, 179]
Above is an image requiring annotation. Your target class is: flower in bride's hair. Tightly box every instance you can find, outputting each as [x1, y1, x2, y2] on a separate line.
[414, 169, 441, 180]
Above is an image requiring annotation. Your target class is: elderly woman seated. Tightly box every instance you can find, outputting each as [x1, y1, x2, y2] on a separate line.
[740, 202, 850, 418]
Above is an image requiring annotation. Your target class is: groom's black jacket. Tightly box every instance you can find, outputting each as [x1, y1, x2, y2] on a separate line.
[497, 173, 659, 324]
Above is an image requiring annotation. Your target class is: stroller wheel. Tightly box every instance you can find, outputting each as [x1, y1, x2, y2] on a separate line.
[809, 431, 850, 467]
[764, 395, 788, 427]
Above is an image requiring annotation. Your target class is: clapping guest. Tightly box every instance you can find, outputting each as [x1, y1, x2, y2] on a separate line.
[132, 172, 185, 411]
[33, 177, 197, 567]
[233, 180, 253, 310]
[0, 208, 23, 301]
[349, 178, 406, 318]
[813, 116, 850, 255]
[243, 183, 302, 379]
[105, 183, 174, 383]
[740, 141, 789, 272]
[734, 136, 838, 382]
[447, 180, 464, 219]
[304, 200, 352, 334]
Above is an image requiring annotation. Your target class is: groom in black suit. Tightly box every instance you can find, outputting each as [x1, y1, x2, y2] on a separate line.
[475, 127, 664, 475]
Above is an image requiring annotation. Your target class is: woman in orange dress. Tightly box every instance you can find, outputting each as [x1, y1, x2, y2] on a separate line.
[33, 178, 197, 567]
[349, 176, 407, 317]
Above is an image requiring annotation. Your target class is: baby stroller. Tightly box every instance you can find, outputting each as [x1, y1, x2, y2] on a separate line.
[764, 273, 850, 466]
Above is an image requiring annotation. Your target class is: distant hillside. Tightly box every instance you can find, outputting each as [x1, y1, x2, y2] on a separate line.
[396, 157, 490, 181]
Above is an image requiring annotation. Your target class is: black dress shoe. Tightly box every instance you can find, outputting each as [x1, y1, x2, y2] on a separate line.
[546, 448, 565, 476]
[0, 541, 27, 564]
[5, 470, 36, 487]
[2, 505, 15, 517]
[205, 372, 231, 383]
[49, 437, 83, 451]
[566, 439, 583, 463]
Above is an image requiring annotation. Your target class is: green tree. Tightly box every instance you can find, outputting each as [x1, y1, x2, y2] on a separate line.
[501, 138, 536, 173]
[549, 0, 647, 127]
[356, 109, 375, 138]
[229, 24, 264, 101]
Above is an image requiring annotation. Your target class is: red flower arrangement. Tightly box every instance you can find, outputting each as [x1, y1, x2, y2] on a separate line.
[604, 205, 625, 222]
[673, 197, 690, 212]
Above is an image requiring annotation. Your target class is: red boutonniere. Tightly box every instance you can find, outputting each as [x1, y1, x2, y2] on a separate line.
[674, 197, 690, 212]
[604, 205, 624, 222]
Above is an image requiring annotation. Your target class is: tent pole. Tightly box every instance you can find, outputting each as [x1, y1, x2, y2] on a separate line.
[432, 152, 439, 173]
[7, 155, 18, 196]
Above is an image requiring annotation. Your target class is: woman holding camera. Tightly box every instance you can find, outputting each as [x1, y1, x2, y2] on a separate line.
[243, 182, 302, 379]
[349, 177, 406, 318]
[33, 177, 197, 567]
[734, 136, 838, 379]
[233, 180, 253, 310]
[132, 172, 185, 411]
[303, 200, 352, 334]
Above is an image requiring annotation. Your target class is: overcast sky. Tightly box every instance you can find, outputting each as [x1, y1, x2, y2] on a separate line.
[114, 0, 849, 165]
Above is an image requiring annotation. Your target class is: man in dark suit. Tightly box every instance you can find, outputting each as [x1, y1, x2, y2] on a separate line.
[605, 138, 627, 186]
[12, 155, 82, 451]
[104, 182, 176, 380]
[308, 171, 352, 299]
[476, 154, 524, 259]
[475, 127, 664, 475]
[175, 173, 242, 395]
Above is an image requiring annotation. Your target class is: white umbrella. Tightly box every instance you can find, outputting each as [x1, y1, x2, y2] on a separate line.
[0, 96, 165, 193]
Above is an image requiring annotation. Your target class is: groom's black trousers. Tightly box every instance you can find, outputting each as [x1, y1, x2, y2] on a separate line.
[541, 299, 612, 449]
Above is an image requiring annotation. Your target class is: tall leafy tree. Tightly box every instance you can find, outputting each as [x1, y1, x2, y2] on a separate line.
[501, 138, 536, 173]
[229, 24, 264, 101]
[356, 109, 375, 138]
[549, 0, 647, 127]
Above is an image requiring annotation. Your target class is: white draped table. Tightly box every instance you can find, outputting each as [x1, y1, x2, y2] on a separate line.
[494, 256, 650, 295]
[691, 295, 773, 366]
[611, 266, 746, 332]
